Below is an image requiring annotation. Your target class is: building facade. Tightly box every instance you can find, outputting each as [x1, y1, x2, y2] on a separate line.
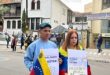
[21, 0, 72, 32]
[85, 0, 110, 49]
[0, 0, 73, 35]
[0, 0, 21, 35]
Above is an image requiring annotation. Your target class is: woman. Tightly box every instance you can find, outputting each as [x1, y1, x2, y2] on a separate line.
[11, 35, 17, 51]
[59, 29, 91, 75]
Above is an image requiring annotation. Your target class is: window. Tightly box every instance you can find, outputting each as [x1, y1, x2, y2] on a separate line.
[108, 20, 110, 27]
[102, 0, 110, 9]
[105, 40, 110, 48]
[67, 10, 72, 24]
[31, 0, 35, 10]
[16, 6, 21, 16]
[12, 21, 16, 29]
[107, 20, 110, 32]
[31, 18, 34, 30]
[83, 17, 87, 22]
[75, 17, 87, 22]
[7, 21, 11, 29]
[36, 18, 40, 29]
[18, 20, 21, 29]
[37, 0, 40, 10]
[75, 17, 81, 22]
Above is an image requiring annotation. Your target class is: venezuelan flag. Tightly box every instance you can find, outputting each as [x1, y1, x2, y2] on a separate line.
[30, 50, 51, 75]
[59, 47, 68, 75]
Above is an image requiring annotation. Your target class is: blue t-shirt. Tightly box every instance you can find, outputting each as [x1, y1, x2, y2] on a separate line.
[24, 38, 57, 70]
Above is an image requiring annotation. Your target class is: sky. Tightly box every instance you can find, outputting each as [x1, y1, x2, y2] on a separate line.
[61, 0, 92, 12]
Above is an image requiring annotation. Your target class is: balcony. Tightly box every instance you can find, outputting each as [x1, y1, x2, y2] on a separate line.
[3, 13, 20, 17]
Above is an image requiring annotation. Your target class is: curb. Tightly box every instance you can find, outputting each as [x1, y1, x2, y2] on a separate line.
[88, 58, 110, 63]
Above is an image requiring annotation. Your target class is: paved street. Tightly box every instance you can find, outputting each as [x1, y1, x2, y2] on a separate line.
[89, 60, 110, 75]
[0, 45, 110, 75]
[0, 45, 29, 75]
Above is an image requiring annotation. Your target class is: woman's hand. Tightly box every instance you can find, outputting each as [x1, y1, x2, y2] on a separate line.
[59, 58, 63, 65]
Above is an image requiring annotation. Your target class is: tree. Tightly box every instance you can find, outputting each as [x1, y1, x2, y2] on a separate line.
[21, 9, 29, 33]
[0, 5, 10, 31]
[0, 6, 10, 21]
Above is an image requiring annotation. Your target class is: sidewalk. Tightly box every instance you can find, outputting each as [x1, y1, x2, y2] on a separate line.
[0, 45, 110, 62]
[86, 48, 110, 62]
[0, 45, 25, 53]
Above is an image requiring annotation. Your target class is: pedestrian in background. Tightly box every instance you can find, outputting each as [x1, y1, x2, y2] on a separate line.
[6, 34, 11, 48]
[21, 33, 25, 49]
[97, 34, 103, 53]
[56, 34, 62, 47]
[34, 35, 38, 41]
[24, 35, 33, 50]
[11, 35, 17, 51]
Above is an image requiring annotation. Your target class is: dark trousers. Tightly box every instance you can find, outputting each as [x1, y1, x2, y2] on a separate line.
[97, 44, 102, 53]
[21, 42, 24, 49]
[7, 41, 9, 48]
[12, 45, 16, 51]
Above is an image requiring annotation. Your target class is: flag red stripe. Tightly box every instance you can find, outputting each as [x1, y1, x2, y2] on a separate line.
[30, 69, 35, 75]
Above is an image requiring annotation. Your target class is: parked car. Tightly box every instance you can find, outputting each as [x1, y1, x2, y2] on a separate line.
[0, 32, 6, 41]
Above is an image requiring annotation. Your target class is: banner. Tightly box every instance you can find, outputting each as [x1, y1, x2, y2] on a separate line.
[68, 49, 87, 75]
[43, 48, 59, 75]
[87, 13, 110, 20]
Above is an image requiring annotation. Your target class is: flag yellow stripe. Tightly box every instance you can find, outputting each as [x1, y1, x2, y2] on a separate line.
[59, 45, 83, 57]
[59, 47, 68, 57]
[38, 50, 51, 75]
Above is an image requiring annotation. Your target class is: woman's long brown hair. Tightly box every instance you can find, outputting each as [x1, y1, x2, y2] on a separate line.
[61, 29, 80, 51]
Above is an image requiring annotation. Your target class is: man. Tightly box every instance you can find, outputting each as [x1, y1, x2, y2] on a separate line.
[20, 33, 25, 49]
[6, 34, 10, 48]
[24, 23, 57, 71]
[97, 34, 103, 53]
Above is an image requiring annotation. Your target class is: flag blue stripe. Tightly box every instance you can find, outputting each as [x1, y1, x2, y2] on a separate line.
[59, 53, 68, 72]
[33, 59, 44, 75]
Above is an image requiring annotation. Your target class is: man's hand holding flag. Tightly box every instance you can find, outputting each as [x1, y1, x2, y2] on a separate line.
[30, 50, 51, 75]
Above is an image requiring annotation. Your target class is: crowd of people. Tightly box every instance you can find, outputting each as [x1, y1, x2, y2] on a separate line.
[5, 33, 38, 51]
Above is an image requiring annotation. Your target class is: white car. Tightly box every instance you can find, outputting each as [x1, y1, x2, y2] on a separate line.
[0, 32, 6, 41]
[0, 32, 7, 45]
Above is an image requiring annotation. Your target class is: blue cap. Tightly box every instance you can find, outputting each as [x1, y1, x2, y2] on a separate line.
[39, 23, 51, 29]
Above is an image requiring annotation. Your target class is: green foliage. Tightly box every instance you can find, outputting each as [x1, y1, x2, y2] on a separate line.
[0, 6, 10, 21]
[21, 9, 29, 33]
